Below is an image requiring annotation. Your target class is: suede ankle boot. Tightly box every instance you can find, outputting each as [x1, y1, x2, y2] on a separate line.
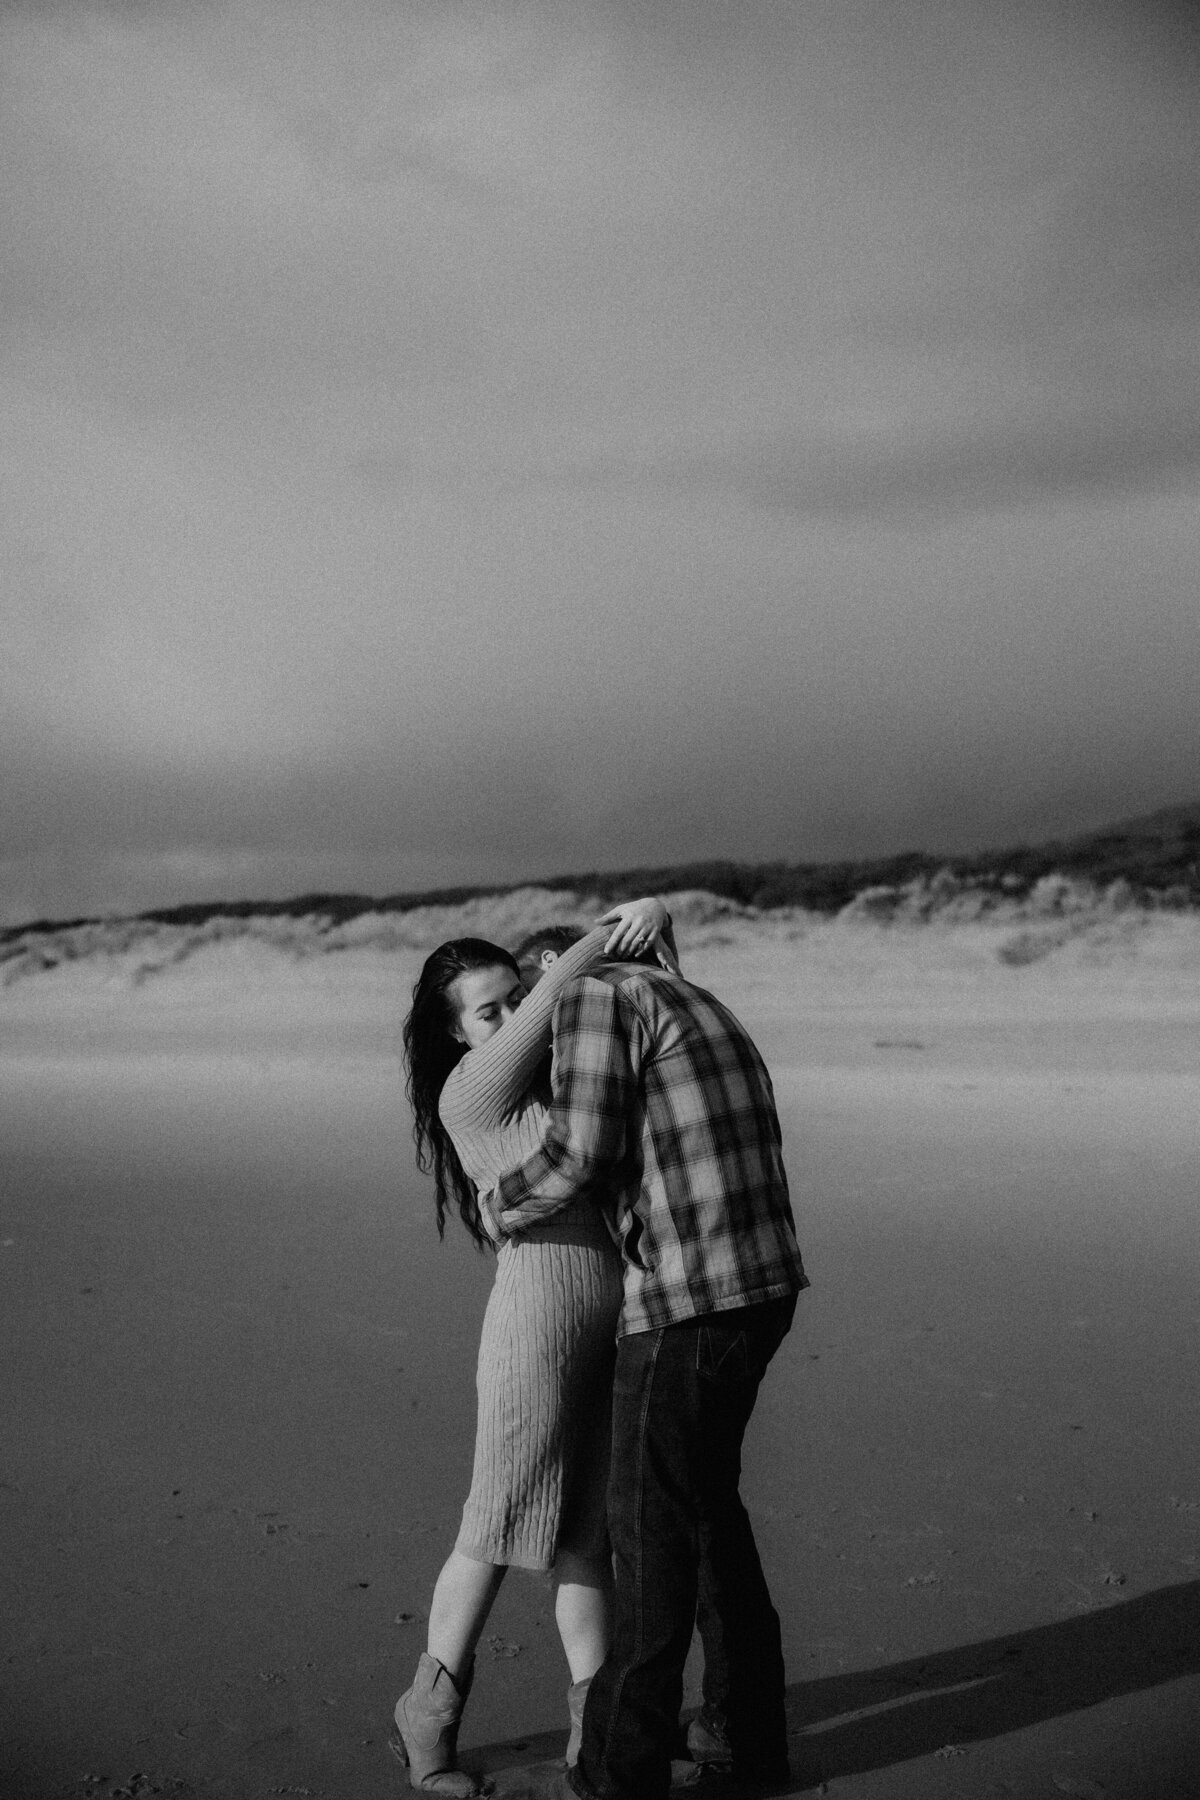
[393, 1653, 483, 1796]
[565, 1676, 591, 1768]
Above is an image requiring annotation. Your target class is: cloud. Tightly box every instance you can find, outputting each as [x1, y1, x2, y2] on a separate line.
[646, 404, 1200, 517]
[2, 0, 1199, 919]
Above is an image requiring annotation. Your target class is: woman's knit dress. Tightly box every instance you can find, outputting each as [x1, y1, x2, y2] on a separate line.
[439, 928, 624, 1572]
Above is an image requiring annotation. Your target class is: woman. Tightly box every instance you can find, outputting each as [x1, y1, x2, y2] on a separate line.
[394, 897, 674, 1796]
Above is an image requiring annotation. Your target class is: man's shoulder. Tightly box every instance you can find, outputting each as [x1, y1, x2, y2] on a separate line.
[602, 967, 765, 1063]
[553, 961, 671, 996]
[591, 963, 694, 1008]
[604, 963, 721, 1010]
[562, 965, 743, 1047]
[551, 965, 627, 1022]
[596, 961, 685, 989]
[555, 964, 687, 1036]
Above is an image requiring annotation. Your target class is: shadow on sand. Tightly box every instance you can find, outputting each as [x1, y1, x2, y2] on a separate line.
[788, 1578, 1200, 1781]
[473, 1580, 1200, 1790]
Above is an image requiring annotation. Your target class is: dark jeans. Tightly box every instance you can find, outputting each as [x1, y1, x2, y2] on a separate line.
[571, 1294, 797, 1800]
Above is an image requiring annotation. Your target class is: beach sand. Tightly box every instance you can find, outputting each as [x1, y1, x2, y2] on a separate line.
[3, 915, 1200, 1799]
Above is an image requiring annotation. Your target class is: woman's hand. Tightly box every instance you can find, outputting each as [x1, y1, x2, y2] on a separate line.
[596, 897, 679, 972]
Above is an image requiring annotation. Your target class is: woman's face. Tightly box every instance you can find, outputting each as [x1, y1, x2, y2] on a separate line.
[450, 964, 525, 1050]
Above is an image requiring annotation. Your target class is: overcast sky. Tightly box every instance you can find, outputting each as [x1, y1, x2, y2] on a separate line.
[4, 0, 1199, 921]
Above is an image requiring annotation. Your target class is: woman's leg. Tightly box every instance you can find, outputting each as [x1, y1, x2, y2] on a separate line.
[426, 1549, 507, 1680]
[553, 1548, 613, 1683]
[396, 1553, 505, 1795]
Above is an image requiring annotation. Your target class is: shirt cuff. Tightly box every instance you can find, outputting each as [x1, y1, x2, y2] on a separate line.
[476, 1189, 505, 1243]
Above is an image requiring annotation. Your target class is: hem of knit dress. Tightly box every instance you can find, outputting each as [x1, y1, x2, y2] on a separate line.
[454, 1529, 558, 1573]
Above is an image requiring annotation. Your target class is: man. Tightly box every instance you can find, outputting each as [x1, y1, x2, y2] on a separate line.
[491, 937, 809, 1800]
[512, 923, 734, 1773]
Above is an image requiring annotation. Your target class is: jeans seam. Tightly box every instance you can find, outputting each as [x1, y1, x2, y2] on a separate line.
[595, 1328, 664, 1799]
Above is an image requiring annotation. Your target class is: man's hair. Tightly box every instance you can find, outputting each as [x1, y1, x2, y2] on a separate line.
[513, 923, 586, 968]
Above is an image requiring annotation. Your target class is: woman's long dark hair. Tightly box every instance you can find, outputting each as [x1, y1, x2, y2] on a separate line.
[402, 938, 521, 1250]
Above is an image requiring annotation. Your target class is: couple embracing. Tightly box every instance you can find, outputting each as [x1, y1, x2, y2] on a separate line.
[396, 897, 808, 1800]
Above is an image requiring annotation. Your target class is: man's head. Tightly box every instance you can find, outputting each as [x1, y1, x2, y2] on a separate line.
[514, 924, 586, 988]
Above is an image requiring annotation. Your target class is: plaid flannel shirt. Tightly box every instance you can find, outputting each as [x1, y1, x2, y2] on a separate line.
[492, 965, 808, 1336]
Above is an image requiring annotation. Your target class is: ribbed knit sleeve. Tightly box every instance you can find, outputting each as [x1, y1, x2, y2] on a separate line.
[439, 926, 610, 1139]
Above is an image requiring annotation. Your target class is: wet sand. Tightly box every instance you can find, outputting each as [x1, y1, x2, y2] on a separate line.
[3, 922, 1199, 1798]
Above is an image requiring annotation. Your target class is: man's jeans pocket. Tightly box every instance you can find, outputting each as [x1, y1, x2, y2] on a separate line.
[696, 1299, 795, 1386]
[696, 1320, 753, 1385]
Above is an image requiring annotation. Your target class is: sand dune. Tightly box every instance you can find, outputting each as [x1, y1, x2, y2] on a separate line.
[3, 909, 1200, 1798]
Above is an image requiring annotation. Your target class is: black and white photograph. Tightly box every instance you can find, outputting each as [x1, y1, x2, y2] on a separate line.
[3, 4, 1200, 1798]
